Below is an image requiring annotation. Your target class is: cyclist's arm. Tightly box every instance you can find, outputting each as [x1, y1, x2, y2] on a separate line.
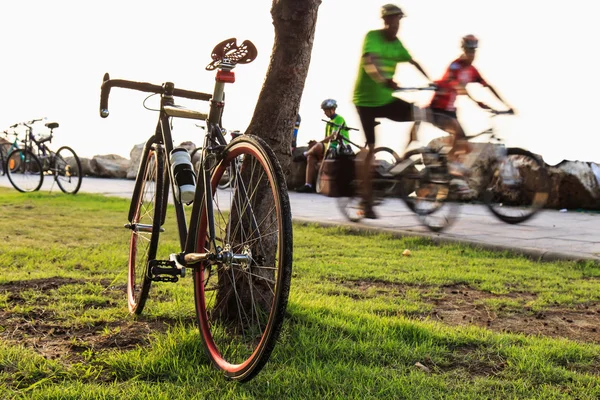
[363, 53, 397, 89]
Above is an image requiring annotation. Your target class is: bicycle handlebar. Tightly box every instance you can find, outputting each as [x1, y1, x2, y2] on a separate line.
[489, 109, 514, 116]
[321, 119, 359, 131]
[395, 86, 436, 92]
[99, 72, 213, 118]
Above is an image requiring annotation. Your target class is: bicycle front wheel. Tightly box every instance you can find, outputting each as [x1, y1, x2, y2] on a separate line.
[484, 148, 549, 224]
[193, 135, 292, 381]
[6, 149, 44, 192]
[398, 147, 457, 232]
[54, 146, 83, 194]
[0, 148, 6, 176]
[127, 146, 165, 314]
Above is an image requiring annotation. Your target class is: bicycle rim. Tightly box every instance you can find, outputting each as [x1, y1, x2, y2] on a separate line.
[193, 135, 292, 381]
[6, 149, 44, 192]
[484, 148, 549, 224]
[128, 147, 164, 314]
[54, 146, 83, 194]
[0, 149, 5, 176]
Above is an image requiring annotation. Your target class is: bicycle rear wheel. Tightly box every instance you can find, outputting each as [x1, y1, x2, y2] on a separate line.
[127, 146, 165, 314]
[484, 148, 549, 224]
[398, 147, 458, 232]
[6, 149, 43, 192]
[54, 146, 83, 194]
[193, 135, 292, 381]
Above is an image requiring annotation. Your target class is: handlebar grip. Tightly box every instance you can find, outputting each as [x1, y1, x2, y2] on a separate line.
[100, 73, 111, 118]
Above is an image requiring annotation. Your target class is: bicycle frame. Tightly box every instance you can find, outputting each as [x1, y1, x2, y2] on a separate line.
[104, 64, 235, 262]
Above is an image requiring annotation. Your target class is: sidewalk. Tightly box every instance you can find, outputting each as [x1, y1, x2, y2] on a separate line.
[1, 175, 598, 262]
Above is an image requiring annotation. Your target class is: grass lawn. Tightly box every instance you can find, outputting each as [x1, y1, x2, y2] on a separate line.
[0, 188, 599, 399]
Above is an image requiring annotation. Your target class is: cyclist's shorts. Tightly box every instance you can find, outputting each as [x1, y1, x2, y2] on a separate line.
[427, 108, 465, 138]
[356, 98, 413, 145]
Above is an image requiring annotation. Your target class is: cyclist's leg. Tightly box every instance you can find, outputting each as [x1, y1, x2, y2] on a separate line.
[381, 98, 420, 154]
[355, 106, 377, 216]
[305, 142, 324, 186]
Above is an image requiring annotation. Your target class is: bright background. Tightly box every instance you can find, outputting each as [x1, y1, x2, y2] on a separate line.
[1, 1, 598, 165]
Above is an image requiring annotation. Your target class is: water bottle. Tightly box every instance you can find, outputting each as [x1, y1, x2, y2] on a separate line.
[170, 148, 196, 204]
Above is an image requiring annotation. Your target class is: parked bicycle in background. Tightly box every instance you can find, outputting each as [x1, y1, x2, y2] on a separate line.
[6, 119, 83, 194]
[0, 126, 25, 176]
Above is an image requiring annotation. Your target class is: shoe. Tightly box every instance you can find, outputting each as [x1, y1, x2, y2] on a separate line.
[293, 154, 307, 162]
[448, 162, 471, 178]
[450, 179, 472, 196]
[296, 184, 315, 193]
[358, 201, 378, 219]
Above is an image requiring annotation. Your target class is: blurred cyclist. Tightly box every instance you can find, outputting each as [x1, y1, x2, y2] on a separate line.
[427, 34, 514, 186]
[352, 3, 433, 218]
[295, 99, 350, 193]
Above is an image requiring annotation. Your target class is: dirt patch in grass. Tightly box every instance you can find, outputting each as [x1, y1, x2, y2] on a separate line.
[334, 279, 600, 344]
[0, 277, 179, 363]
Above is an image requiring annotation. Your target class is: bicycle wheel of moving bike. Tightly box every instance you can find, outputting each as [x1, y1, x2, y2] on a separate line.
[54, 146, 83, 194]
[337, 147, 401, 222]
[127, 146, 165, 315]
[0, 149, 6, 176]
[193, 135, 292, 381]
[484, 147, 549, 224]
[6, 149, 44, 193]
[398, 147, 458, 232]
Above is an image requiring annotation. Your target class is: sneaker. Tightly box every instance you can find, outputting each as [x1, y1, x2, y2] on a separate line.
[450, 179, 472, 195]
[293, 154, 307, 162]
[358, 201, 378, 219]
[296, 184, 315, 193]
[448, 162, 471, 178]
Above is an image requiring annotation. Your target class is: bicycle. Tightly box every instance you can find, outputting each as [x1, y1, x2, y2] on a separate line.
[100, 38, 292, 381]
[0, 127, 25, 176]
[6, 119, 83, 194]
[337, 88, 549, 231]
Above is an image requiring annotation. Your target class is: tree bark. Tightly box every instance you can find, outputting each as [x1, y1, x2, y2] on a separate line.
[244, 0, 322, 173]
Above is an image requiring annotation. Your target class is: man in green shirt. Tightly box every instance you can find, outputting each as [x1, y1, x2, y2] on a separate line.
[295, 99, 350, 193]
[353, 4, 432, 218]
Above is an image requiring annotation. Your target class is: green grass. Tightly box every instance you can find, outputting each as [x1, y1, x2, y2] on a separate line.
[0, 188, 599, 399]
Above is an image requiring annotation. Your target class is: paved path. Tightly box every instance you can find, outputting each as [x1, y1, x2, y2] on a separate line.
[1, 175, 598, 262]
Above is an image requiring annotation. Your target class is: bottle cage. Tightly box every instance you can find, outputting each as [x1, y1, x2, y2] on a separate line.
[205, 38, 258, 71]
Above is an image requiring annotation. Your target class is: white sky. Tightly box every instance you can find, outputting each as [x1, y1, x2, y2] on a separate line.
[1, 1, 599, 165]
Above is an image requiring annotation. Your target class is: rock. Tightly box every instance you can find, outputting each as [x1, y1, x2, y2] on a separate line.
[90, 154, 130, 179]
[79, 157, 93, 176]
[546, 161, 600, 209]
[127, 143, 145, 179]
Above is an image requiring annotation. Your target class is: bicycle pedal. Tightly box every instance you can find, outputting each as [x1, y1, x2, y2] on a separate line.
[149, 259, 186, 282]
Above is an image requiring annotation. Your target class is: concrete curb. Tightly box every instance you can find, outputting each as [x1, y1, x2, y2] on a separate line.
[293, 217, 600, 264]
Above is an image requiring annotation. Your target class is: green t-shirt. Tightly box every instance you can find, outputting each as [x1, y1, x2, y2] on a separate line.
[353, 30, 412, 107]
[326, 114, 350, 150]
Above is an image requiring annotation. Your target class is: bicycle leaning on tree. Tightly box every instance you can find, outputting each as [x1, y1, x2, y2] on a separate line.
[100, 38, 292, 381]
[5, 119, 82, 194]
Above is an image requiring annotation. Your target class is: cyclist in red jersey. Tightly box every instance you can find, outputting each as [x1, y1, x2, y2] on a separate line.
[427, 35, 513, 186]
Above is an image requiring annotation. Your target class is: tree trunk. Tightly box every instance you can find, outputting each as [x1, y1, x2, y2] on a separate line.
[244, 0, 322, 173]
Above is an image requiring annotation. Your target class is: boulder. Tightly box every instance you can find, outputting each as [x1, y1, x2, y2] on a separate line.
[546, 161, 600, 209]
[79, 157, 93, 176]
[127, 143, 145, 179]
[90, 154, 129, 179]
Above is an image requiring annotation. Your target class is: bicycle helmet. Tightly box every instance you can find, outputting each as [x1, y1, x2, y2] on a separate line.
[381, 4, 405, 18]
[461, 34, 479, 49]
[321, 99, 337, 110]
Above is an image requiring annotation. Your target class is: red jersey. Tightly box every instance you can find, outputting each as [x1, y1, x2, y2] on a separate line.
[429, 58, 487, 111]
